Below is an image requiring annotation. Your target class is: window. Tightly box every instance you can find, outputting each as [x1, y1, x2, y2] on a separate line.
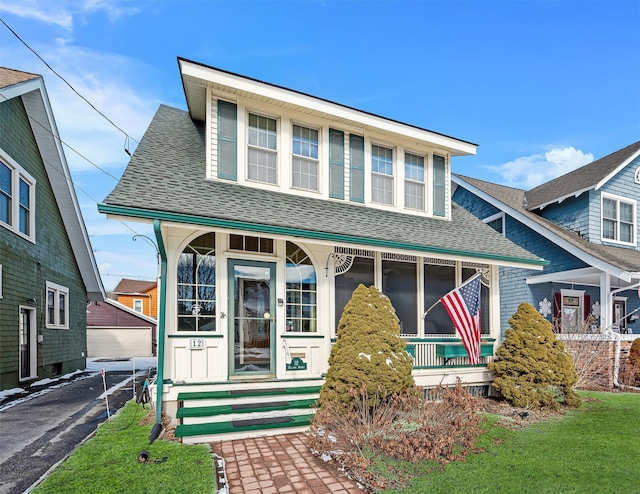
[177, 233, 216, 331]
[483, 212, 505, 236]
[371, 144, 394, 205]
[247, 113, 277, 184]
[46, 282, 69, 329]
[383, 259, 417, 334]
[404, 152, 425, 210]
[229, 234, 274, 254]
[433, 154, 446, 217]
[285, 242, 317, 332]
[602, 194, 635, 244]
[292, 124, 319, 191]
[424, 264, 455, 334]
[334, 255, 374, 329]
[133, 299, 143, 313]
[0, 157, 35, 239]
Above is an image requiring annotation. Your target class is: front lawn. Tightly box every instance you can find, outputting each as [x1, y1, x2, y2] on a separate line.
[33, 400, 215, 494]
[385, 391, 640, 493]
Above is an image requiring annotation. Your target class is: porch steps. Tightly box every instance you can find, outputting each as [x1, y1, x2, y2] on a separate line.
[175, 383, 321, 443]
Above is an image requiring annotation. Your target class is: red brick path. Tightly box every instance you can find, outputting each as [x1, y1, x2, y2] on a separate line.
[211, 432, 364, 494]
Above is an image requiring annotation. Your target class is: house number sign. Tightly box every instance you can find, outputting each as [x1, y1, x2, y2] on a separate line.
[189, 338, 206, 350]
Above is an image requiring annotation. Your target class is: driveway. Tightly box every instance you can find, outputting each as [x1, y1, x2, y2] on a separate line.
[0, 358, 155, 494]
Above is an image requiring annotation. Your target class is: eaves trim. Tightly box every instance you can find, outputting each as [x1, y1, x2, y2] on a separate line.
[98, 203, 548, 268]
[453, 175, 634, 282]
[595, 148, 640, 190]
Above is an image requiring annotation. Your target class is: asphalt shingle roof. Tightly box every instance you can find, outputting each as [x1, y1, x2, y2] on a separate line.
[113, 278, 156, 294]
[524, 141, 640, 210]
[102, 105, 543, 266]
[0, 67, 40, 89]
[457, 174, 640, 274]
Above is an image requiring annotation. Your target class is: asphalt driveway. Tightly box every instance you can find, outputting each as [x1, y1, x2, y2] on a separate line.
[0, 359, 155, 494]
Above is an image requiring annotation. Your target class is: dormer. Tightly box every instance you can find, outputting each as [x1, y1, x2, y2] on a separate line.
[178, 58, 477, 221]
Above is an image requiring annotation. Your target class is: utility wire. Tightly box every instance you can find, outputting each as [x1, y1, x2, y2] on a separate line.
[0, 17, 138, 146]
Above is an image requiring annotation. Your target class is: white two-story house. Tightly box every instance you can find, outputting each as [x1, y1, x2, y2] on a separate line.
[99, 58, 544, 442]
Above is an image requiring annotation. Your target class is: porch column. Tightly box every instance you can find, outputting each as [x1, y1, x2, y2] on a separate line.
[600, 272, 611, 330]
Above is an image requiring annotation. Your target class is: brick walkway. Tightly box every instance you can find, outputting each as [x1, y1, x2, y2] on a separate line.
[211, 432, 363, 493]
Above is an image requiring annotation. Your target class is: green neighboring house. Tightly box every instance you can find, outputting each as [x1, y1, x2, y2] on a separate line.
[0, 67, 104, 391]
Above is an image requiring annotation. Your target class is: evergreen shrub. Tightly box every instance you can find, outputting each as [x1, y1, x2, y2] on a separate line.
[488, 302, 581, 409]
[318, 284, 415, 409]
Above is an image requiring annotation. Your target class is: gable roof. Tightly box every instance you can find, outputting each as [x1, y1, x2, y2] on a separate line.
[114, 278, 156, 295]
[524, 141, 640, 210]
[99, 104, 545, 269]
[453, 174, 640, 282]
[87, 298, 157, 327]
[0, 68, 105, 300]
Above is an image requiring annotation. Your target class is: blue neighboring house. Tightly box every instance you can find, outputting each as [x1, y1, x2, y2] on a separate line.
[453, 141, 640, 336]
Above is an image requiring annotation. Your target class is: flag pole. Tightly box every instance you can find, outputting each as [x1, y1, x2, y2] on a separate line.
[423, 299, 441, 318]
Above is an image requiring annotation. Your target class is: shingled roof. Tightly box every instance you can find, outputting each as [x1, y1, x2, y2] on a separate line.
[114, 278, 156, 294]
[455, 174, 640, 275]
[524, 141, 640, 210]
[100, 105, 544, 268]
[0, 67, 40, 89]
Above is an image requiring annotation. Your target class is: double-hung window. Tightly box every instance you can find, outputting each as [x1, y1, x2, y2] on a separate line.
[292, 124, 319, 191]
[404, 152, 425, 210]
[0, 157, 35, 239]
[371, 144, 394, 205]
[247, 113, 277, 184]
[602, 194, 635, 244]
[46, 282, 69, 329]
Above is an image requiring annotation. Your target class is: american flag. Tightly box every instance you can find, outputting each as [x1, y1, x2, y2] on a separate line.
[440, 273, 482, 364]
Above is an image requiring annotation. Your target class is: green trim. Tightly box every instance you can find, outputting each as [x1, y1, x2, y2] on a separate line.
[174, 414, 314, 438]
[98, 203, 548, 267]
[168, 333, 224, 338]
[413, 364, 489, 370]
[281, 334, 325, 339]
[403, 337, 496, 343]
[436, 343, 494, 359]
[176, 398, 317, 419]
[170, 377, 324, 387]
[178, 385, 322, 401]
[153, 220, 168, 426]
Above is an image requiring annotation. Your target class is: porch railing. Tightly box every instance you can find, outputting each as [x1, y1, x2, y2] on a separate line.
[403, 337, 495, 368]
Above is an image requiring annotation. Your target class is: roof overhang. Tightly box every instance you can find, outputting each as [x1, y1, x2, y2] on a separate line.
[526, 267, 640, 289]
[178, 57, 478, 158]
[98, 203, 546, 270]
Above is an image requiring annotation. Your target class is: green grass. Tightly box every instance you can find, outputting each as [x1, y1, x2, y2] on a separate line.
[33, 400, 215, 494]
[383, 391, 640, 493]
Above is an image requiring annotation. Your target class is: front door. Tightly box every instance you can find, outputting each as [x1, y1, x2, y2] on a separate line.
[19, 308, 32, 380]
[228, 259, 276, 377]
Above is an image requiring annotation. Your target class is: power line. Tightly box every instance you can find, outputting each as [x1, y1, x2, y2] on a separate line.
[0, 16, 139, 148]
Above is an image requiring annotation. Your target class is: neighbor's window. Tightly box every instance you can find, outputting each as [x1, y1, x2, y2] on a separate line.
[483, 212, 505, 236]
[404, 152, 425, 210]
[602, 194, 635, 244]
[0, 156, 35, 239]
[285, 242, 317, 332]
[46, 282, 69, 329]
[371, 144, 394, 205]
[133, 299, 143, 313]
[292, 124, 319, 191]
[560, 289, 584, 333]
[247, 113, 277, 184]
[177, 233, 216, 331]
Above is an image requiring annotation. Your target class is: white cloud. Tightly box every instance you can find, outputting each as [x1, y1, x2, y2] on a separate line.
[487, 147, 594, 189]
[0, 0, 140, 29]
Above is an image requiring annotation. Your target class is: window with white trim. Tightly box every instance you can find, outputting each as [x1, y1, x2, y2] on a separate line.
[371, 144, 393, 205]
[483, 212, 505, 236]
[602, 194, 635, 244]
[0, 156, 35, 240]
[247, 113, 277, 184]
[291, 124, 319, 191]
[133, 299, 143, 313]
[404, 152, 425, 210]
[46, 282, 69, 329]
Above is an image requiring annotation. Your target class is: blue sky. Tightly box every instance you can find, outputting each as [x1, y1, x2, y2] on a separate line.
[0, 0, 638, 291]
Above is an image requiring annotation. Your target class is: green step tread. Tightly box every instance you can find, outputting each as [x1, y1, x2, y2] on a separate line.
[178, 385, 321, 401]
[177, 398, 317, 418]
[175, 414, 314, 438]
